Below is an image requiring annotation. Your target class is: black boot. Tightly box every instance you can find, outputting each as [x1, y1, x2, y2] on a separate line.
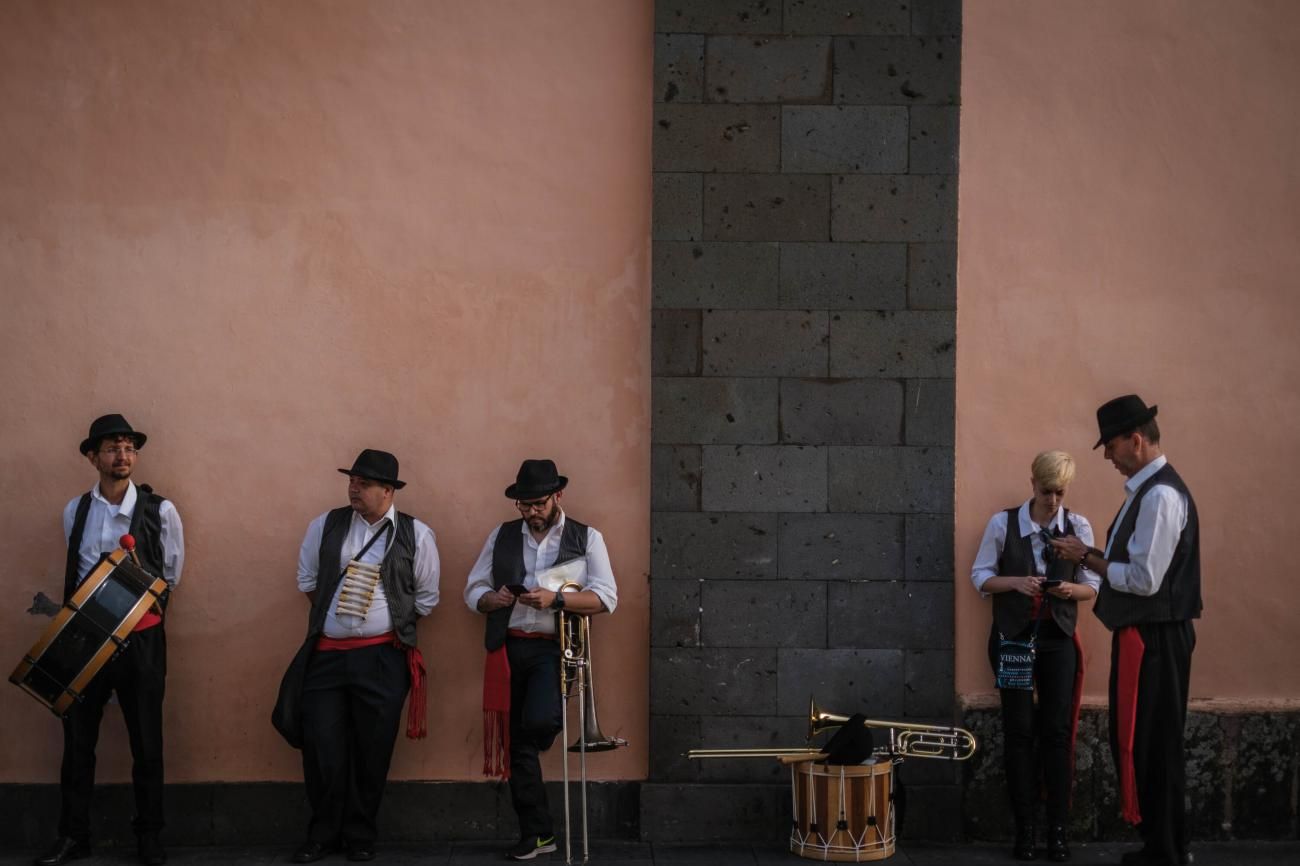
[1046, 824, 1069, 862]
[1014, 824, 1037, 861]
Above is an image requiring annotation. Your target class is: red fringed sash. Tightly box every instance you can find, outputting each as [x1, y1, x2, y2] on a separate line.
[315, 632, 427, 740]
[1115, 626, 1145, 825]
[483, 646, 511, 780]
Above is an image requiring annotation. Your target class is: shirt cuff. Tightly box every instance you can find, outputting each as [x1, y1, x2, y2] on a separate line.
[466, 585, 491, 612]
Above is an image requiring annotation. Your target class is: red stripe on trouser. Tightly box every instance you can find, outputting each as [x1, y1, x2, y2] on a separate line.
[1115, 626, 1145, 825]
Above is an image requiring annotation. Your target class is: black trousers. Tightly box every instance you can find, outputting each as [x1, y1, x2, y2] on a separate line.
[988, 619, 1077, 826]
[59, 623, 167, 842]
[300, 643, 409, 846]
[506, 636, 563, 839]
[1109, 620, 1195, 865]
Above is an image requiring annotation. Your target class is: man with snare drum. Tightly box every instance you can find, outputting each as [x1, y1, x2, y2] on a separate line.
[35, 414, 184, 866]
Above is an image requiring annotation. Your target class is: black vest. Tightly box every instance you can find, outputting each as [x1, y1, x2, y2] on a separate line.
[484, 516, 588, 651]
[1095, 463, 1202, 630]
[307, 507, 422, 648]
[64, 483, 168, 603]
[992, 507, 1080, 637]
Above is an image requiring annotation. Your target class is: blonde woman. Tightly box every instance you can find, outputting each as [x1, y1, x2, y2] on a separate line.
[971, 451, 1100, 862]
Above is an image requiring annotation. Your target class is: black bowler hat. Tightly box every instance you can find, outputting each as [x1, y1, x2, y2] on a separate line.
[504, 459, 568, 500]
[1094, 394, 1158, 448]
[338, 449, 406, 489]
[80, 414, 147, 455]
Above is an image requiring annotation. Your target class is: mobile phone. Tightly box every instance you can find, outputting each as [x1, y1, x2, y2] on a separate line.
[1041, 579, 1063, 590]
[505, 584, 529, 596]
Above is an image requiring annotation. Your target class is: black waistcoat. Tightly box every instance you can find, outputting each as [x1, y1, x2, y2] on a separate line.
[992, 506, 1079, 637]
[484, 516, 588, 651]
[64, 483, 168, 603]
[1095, 463, 1201, 630]
[307, 506, 421, 648]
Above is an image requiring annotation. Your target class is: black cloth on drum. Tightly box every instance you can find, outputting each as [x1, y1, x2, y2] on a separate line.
[300, 643, 410, 847]
[64, 484, 167, 602]
[1108, 620, 1195, 865]
[824, 713, 874, 765]
[993, 507, 1080, 637]
[505, 635, 564, 839]
[485, 517, 587, 651]
[59, 623, 167, 842]
[988, 619, 1078, 824]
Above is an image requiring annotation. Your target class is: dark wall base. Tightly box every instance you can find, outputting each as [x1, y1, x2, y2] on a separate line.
[0, 780, 639, 849]
[963, 706, 1300, 842]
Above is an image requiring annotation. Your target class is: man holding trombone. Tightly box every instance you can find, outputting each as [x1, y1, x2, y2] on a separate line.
[464, 459, 618, 861]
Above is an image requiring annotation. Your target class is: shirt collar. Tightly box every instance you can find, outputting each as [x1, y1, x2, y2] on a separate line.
[1017, 499, 1064, 536]
[352, 503, 397, 531]
[91, 481, 137, 518]
[1124, 454, 1168, 495]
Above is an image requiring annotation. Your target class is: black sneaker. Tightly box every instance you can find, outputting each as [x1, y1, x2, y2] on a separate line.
[506, 835, 557, 861]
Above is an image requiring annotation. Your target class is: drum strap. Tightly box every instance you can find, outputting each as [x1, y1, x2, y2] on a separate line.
[63, 493, 94, 602]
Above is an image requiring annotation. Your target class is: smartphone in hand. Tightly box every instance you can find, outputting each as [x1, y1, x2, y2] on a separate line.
[505, 584, 529, 596]
[1041, 579, 1063, 590]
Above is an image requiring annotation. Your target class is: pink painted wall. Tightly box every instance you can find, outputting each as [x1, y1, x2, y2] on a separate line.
[956, 1, 1300, 703]
[0, 1, 652, 782]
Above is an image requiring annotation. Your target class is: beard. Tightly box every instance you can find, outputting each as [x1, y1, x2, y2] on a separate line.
[527, 508, 559, 533]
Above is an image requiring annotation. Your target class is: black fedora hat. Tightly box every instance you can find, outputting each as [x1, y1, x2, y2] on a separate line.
[338, 449, 406, 489]
[1094, 394, 1158, 448]
[504, 459, 568, 500]
[80, 414, 147, 455]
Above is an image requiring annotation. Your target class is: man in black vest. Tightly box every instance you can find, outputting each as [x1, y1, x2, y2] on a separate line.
[1052, 396, 1201, 866]
[291, 450, 440, 864]
[36, 414, 184, 866]
[464, 459, 619, 861]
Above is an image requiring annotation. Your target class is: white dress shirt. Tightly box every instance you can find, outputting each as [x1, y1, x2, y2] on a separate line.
[297, 504, 441, 639]
[1102, 455, 1189, 597]
[463, 511, 618, 635]
[63, 482, 185, 587]
[970, 500, 1101, 596]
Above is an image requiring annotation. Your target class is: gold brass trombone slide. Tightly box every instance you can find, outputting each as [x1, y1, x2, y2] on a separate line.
[540, 567, 628, 866]
[688, 696, 977, 762]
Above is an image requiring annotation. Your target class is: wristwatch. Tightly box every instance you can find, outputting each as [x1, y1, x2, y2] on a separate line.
[550, 591, 566, 611]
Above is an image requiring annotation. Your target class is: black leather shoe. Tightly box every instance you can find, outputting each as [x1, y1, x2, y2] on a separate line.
[346, 841, 376, 862]
[1046, 824, 1070, 862]
[291, 841, 335, 864]
[34, 837, 91, 866]
[1014, 824, 1037, 861]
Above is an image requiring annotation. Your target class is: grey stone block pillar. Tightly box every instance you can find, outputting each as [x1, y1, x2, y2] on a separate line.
[647, 0, 962, 844]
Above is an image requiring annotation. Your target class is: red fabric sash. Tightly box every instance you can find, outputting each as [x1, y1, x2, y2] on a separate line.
[314, 632, 427, 740]
[1115, 626, 1145, 825]
[482, 646, 511, 780]
[481, 630, 556, 780]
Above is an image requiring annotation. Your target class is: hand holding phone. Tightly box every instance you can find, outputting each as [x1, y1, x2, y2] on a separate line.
[505, 584, 528, 596]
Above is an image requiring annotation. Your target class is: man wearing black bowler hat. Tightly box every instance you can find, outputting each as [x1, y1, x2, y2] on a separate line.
[35, 414, 184, 866]
[290, 449, 440, 863]
[464, 459, 618, 861]
[1051, 396, 1201, 866]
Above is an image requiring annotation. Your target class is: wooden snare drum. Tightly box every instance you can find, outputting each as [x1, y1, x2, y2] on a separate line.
[10, 549, 167, 716]
[790, 758, 897, 862]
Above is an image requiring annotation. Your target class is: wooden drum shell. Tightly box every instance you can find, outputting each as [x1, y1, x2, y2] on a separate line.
[790, 759, 897, 862]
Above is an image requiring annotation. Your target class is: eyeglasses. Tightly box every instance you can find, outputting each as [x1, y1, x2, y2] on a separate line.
[98, 446, 138, 457]
[515, 495, 553, 513]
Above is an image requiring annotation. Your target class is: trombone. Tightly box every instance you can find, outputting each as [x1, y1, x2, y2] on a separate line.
[688, 696, 977, 762]
[544, 575, 628, 866]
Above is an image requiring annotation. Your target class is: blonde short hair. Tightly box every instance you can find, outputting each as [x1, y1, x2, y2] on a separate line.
[1031, 450, 1076, 490]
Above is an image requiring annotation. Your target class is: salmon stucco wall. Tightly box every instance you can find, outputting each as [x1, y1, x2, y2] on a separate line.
[956, 0, 1300, 704]
[0, 1, 652, 783]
